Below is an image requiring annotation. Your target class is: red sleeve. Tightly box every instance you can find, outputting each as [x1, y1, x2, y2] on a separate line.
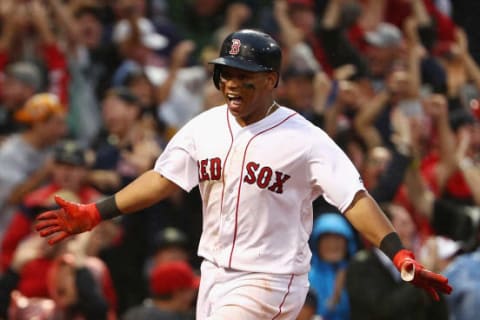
[40, 43, 69, 107]
[0, 213, 32, 272]
[0, 51, 9, 71]
[101, 267, 118, 317]
[0, 50, 11, 101]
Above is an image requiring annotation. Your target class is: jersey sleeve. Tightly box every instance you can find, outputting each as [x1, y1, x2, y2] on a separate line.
[308, 129, 365, 213]
[153, 120, 199, 192]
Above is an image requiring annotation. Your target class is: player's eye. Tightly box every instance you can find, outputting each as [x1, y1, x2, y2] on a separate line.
[219, 70, 250, 82]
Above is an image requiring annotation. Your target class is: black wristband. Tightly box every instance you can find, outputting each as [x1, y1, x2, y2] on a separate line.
[379, 232, 404, 260]
[95, 195, 122, 220]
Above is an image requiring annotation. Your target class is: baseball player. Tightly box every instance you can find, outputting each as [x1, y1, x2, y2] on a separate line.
[35, 29, 452, 319]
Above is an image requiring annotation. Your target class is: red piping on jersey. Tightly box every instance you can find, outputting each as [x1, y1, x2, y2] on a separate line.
[219, 109, 235, 214]
[272, 274, 295, 320]
[228, 111, 297, 268]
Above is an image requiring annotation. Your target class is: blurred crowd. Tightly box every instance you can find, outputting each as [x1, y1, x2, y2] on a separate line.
[0, 0, 479, 319]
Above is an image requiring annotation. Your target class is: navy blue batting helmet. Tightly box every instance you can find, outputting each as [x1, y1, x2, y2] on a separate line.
[209, 29, 282, 89]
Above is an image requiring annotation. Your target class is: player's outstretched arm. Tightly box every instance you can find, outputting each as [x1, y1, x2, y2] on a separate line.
[35, 170, 180, 245]
[344, 190, 452, 301]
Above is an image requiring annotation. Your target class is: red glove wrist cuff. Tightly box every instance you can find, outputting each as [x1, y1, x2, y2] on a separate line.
[84, 203, 102, 230]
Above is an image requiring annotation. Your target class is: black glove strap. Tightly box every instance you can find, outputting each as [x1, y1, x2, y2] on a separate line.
[379, 232, 404, 260]
[95, 195, 122, 220]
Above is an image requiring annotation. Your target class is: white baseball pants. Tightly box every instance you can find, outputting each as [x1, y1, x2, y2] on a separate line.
[196, 259, 309, 320]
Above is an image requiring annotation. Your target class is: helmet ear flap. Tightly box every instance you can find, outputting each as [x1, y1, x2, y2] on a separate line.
[213, 65, 221, 89]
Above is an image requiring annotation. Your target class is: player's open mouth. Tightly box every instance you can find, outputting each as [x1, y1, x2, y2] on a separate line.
[227, 94, 243, 107]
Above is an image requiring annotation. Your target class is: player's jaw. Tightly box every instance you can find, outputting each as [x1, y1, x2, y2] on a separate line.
[222, 89, 268, 125]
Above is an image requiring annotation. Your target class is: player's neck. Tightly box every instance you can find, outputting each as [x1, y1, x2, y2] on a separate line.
[237, 100, 278, 127]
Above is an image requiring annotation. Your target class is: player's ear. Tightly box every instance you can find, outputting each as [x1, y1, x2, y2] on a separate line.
[265, 72, 277, 89]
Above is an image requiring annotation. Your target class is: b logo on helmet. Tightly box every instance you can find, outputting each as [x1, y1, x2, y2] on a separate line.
[229, 39, 241, 55]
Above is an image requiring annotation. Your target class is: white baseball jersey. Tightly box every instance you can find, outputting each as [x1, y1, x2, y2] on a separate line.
[154, 105, 365, 274]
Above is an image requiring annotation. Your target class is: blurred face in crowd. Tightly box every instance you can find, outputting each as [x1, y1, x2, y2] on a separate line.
[175, 287, 198, 312]
[102, 95, 140, 138]
[387, 68, 411, 98]
[363, 146, 391, 190]
[75, 12, 103, 49]
[219, 66, 277, 126]
[127, 74, 155, 108]
[456, 123, 480, 156]
[470, 123, 480, 152]
[365, 45, 399, 78]
[51, 163, 88, 192]
[282, 75, 314, 112]
[1, 76, 35, 110]
[153, 246, 190, 266]
[317, 233, 348, 263]
[345, 139, 366, 172]
[337, 80, 361, 108]
[34, 114, 68, 146]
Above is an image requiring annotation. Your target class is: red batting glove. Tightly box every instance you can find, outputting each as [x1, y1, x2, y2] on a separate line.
[35, 195, 101, 245]
[393, 249, 453, 300]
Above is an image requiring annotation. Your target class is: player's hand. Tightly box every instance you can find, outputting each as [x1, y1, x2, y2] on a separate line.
[35, 195, 101, 245]
[393, 249, 452, 300]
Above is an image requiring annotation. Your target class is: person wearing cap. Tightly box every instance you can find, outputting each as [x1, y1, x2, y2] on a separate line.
[0, 93, 67, 245]
[308, 212, 358, 320]
[279, 64, 317, 113]
[111, 16, 171, 87]
[363, 22, 404, 82]
[150, 227, 191, 267]
[123, 260, 199, 320]
[0, 140, 102, 273]
[278, 62, 335, 131]
[0, 61, 43, 138]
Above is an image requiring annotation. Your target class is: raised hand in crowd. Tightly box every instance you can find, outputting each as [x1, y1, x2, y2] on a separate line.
[214, 1, 252, 46]
[121, 124, 163, 174]
[155, 39, 196, 104]
[273, 0, 304, 48]
[29, 0, 56, 44]
[0, 2, 28, 52]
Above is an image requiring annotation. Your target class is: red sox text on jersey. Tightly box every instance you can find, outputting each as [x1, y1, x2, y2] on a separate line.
[197, 158, 291, 193]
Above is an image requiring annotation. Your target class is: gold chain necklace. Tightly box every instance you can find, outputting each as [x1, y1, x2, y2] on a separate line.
[265, 101, 277, 117]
